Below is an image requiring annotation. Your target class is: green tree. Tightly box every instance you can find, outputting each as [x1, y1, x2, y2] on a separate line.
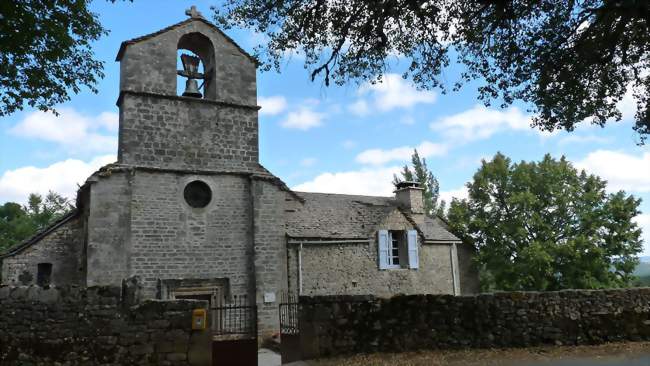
[0, 0, 129, 117]
[393, 149, 443, 216]
[446, 153, 643, 291]
[215, 1, 650, 143]
[0, 192, 73, 252]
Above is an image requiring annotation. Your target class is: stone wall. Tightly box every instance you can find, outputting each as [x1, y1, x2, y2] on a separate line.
[125, 170, 255, 299]
[118, 94, 259, 172]
[456, 243, 480, 295]
[292, 243, 456, 297]
[1, 215, 85, 286]
[298, 289, 650, 359]
[252, 179, 289, 337]
[0, 285, 209, 365]
[87, 171, 132, 287]
[118, 19, 256, 106]
[287, 210, 457, 297]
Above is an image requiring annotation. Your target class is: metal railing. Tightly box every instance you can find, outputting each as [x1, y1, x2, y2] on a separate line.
[212, 295, 257, 338]
[279, 293, 299, 335]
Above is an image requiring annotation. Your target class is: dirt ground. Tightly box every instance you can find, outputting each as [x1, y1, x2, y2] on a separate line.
[309, 342, 650, 366]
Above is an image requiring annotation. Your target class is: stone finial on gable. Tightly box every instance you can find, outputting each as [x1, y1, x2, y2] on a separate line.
[185, 5, 204, 19]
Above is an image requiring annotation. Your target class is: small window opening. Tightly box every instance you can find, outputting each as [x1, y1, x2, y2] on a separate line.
[184, 180, 212, 208]
[388, 230, 407, 268]
[177, 32, 216, 99]
[37, 263, 53, 286]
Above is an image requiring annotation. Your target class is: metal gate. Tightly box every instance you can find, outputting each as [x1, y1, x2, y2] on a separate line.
[279, 294, 301, 364]
[212, 295, 257, 366]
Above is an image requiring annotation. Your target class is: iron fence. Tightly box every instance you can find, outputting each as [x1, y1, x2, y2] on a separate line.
[279, 293, 299, 335]
[212, 295, 257, 338]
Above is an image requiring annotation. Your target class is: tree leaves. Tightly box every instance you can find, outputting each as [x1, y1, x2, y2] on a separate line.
[0, 192, 73, 253]
[0, 0, 108, 116]
[447, 153, 643, 291]
[215, 0, 650, 143]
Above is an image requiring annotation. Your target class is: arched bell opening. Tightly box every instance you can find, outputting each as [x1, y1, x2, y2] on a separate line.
[176, 32, 216, 100]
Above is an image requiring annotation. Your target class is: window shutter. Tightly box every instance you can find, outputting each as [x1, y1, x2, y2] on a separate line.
[407, 229, 419, 269]
[378, 230, 390, 269]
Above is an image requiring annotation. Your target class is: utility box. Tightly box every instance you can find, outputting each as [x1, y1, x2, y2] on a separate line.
[192, 308, 207, 330]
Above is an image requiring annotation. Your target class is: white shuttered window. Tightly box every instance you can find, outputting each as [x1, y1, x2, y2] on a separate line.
[407, 229, 419, 269]
[378, 229, 419, 270]
[378, 230, 390, 270]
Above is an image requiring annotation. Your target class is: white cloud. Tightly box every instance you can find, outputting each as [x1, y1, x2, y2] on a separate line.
[634, 214, 650, 256]
[280, 107, 324, 130]
[300, 158, 317, 167]
[355, 141, 449, 165]
[439, 186, 468, 204]
[430, 104, 532, 143]
[259, 96, 287, 116]
[618, 87, 636, 122]
[0, 155, 116, 204]
[292, 166, 401, 196]
[351, 73, 436, 115]
[348, 100, 370, 117]
[10, 108, 118, 153]
[342, 140, 357, 149]
[575, 150, 650, 193]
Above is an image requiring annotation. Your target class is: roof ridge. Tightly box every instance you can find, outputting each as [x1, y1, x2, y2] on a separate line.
[115, 17, 257, 65]
[294, 191, 393, 200]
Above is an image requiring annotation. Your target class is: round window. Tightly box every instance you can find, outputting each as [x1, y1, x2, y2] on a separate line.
[184, 180, 212, 208]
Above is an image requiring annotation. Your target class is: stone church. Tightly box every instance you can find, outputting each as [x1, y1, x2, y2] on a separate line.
[0, 11, 477, 337]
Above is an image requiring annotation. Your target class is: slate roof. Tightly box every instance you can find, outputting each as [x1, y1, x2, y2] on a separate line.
[115, 17, 257, 64]
[422, 216, 461, 242]
[286, 192, 461, 242]
[286, 192, 395, 239]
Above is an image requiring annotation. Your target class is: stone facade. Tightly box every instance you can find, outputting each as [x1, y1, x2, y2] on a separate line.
[0, 285, 210, 365]
[1, 214, 85, 286]
[0, 13, 477, 345]
[298, 288, 650, 359]
[118, 94, 259, 172]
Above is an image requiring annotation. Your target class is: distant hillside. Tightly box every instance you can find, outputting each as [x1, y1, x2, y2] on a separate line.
[633, 257, 650, 287]
[634, 260, 650, 277]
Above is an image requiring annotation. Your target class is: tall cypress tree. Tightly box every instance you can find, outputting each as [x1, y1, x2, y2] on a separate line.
[393, 149, 442, 216]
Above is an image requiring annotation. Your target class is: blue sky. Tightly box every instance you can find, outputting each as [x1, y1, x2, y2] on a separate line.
[1, 0, 649, 254]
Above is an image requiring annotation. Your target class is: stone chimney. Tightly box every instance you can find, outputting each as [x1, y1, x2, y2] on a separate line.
[394, 181, 425, 215]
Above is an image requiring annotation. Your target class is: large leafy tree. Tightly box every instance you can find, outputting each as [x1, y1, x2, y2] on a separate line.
[393, 149, 443, 216]
[0, 192, 72, 252]
[215, 0, 650, 143]
[0, 0, 129, 117]
[447, 153, 643, 291]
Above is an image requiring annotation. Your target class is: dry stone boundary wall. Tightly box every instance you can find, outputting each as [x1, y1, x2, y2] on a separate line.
[299, 288, 650, 359]
[0, 284, 208, 365]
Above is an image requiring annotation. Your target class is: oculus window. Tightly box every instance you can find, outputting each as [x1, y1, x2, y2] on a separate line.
[184, 180, 212, 208]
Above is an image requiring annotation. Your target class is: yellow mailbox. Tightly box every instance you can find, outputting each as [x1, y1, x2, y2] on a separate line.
[192, 308, 207, 330]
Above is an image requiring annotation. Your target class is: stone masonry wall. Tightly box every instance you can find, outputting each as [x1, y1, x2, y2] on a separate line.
[87, 171, 132, 287]
[2, 215, 84, 286]
[119, 20, 256, 106]
[128, 171, 254, 299]
[0, 285, 209, 365]
[118, 94, 259, 172]
[252, 179, 289, 338]
[288, 210, 456, 298]
[298, 289, 650, 359]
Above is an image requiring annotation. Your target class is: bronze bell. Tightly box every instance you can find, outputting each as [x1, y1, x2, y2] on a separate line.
[183, 78, 202, 98]
[178, 53, 204, 98]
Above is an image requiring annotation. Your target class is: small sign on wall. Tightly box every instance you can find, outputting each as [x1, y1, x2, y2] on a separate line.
[264, 292, 276, 303]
